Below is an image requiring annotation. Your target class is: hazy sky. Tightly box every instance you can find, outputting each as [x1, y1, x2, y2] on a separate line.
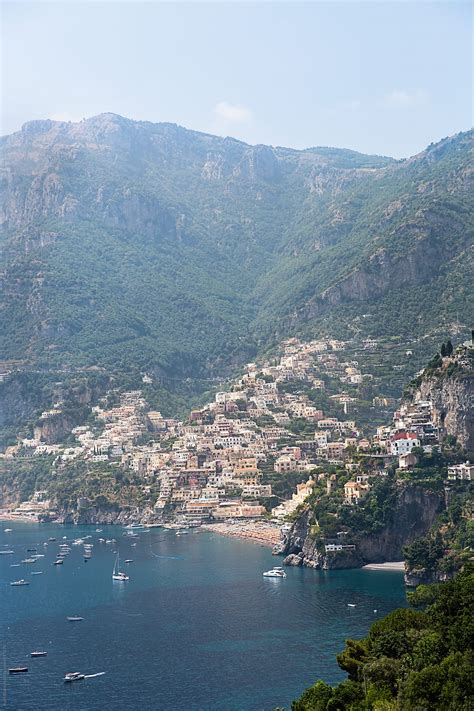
[2, 1, 472, 157]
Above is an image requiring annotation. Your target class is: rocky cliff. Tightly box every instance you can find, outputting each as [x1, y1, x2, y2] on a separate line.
[412, 347, 474, 450]
[278, 483, 444, 570]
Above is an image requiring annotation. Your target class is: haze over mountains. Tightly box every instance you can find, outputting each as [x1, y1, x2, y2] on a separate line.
[1, 113, 472, 391]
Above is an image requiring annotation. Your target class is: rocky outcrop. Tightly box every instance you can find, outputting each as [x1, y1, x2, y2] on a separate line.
[404, 567, 453, 587]
[413, 355, 474, 450]
[280, 483, 444, 570]
[54, 503, 160, 525]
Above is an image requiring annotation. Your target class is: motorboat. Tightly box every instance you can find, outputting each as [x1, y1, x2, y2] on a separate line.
[9, 667, 28, 674]
[66, 616, 84, 621]
[262, 567, 287, 578]
[96, 528, 103, 533]
[0, 550, 14, 555]
[124, 559, 133, 563]
[64, 672, 85, 682]
[112, 553, 129, 581]
[31, 571, 44, 575]
[48, 537, 56, 541]
[30, 651, 47, 657]
[4, 528, 13, 533]
[27, 548, 37, 552]
[21, 558, 37, 564]
[124, 523, 144, 530]
[53, 559, 63, 565]
[10, 579, 29, 586]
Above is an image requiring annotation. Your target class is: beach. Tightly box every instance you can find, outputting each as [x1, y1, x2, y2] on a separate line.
[362, 562, 405, 571]
[201, 520, 282, 547]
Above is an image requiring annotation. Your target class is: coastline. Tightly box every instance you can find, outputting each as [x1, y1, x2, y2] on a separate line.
[362, 562, 405, 571]
[201, 520, 282, 548]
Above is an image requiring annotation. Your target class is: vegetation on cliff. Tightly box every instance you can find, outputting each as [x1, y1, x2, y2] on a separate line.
[291, 565, 474, 710]
[1, 117, 472, 427]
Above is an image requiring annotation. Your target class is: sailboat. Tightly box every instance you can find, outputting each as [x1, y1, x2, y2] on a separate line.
[112, 552, 129, 581]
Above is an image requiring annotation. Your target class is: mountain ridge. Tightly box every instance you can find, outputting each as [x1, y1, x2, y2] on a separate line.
[1, 115, 472, 429]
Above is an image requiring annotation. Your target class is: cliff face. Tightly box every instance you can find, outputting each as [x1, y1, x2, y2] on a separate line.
[414, 359, 474, 450]
[279, 483, 444, 570]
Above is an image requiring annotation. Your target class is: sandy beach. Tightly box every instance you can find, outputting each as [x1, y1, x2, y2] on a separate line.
[362, 562, 405, 571]
[201, 520, 282, 547]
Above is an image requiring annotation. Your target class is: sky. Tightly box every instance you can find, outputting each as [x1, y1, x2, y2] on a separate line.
[1, 1, 472, 158]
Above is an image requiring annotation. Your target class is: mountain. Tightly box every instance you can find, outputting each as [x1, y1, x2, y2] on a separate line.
[1, 114, 473, 424]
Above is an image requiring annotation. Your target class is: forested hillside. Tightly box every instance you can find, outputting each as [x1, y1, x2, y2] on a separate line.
[1, 115, 472, 425]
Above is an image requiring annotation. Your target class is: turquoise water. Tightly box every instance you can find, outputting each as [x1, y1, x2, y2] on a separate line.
[1, 523, 406, 710]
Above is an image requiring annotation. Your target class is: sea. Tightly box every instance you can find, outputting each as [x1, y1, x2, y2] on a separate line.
[1, 522, 407, 710]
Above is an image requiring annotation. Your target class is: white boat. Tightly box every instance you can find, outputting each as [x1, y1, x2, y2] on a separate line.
[124, 523, 144, 530]
[96, 528, 103, 533]
[64, 672, 85, 682]
[10, 579, 29, 586]
[112, 553, 129, 581]
[4, 528, 12, 533]
[0, 550, 14, 555]
[347, 603, 357, 607]
[263, 567, 287, 578]
[66, 616, 84, 621]
[31, 571, 44, 575]
[21, 558, 37, 564]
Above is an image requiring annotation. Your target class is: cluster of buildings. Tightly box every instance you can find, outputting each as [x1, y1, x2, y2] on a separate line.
[3, 337, 469, 526]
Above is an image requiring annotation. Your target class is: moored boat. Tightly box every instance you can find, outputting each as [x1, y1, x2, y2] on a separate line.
[30, 651, 47, 657]
[10, 579, 29, 586]
[9, 667, 28, 674]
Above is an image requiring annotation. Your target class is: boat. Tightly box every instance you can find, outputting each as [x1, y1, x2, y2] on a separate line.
[64, 672, 85, 682]
[175, 530, 189, 536]
[347, 603, 357, 607]
[10, 563, 21, 567]
[66, 616, 84, 621]
[96, 528, 103, 533]
[9, 667, 28, 674]
[4, 528, 13, 533]
[124, 523, 145, 530]
[30, 651, 47, 657]
[53, 559, 63, 565]
[21, 558, 37, 564]
[27, 548, 37, 552]
[48, 537, 56, 541]
[31, 571, 44, 575]
[0, 550, 14, 555]
[124, 559, 133, 563]
[10, 580, 29, 586]
[112, 552, 129, 581]
[262, 567, 287, 578]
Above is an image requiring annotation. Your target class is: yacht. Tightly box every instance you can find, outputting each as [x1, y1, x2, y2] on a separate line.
[21, 558, 37, 564]
[9, 667, 28, 674]
[0, 550, 14, 555]
[10, 579, 29, 586]
[262, 567, 287, 578]
[30, 651, 47, 657]
[124, 523, 145, 530]
[66, 616, 84, 621]
[53, 559, 63, 565]
[64, 672, 85, 682]
[112, 553, 129, 581]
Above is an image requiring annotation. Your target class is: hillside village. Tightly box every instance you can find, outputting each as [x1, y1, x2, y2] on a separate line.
[1, 339, 472, 536]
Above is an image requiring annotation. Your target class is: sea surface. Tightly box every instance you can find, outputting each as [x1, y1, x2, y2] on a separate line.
[1, 522, 406, 710]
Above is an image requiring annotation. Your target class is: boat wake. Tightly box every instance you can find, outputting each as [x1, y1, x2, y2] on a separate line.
[150, 551, 183, 560]
[84, 672, 106, 678]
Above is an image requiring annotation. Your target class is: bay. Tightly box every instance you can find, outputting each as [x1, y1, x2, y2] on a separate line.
[1, 522, 406, 710]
